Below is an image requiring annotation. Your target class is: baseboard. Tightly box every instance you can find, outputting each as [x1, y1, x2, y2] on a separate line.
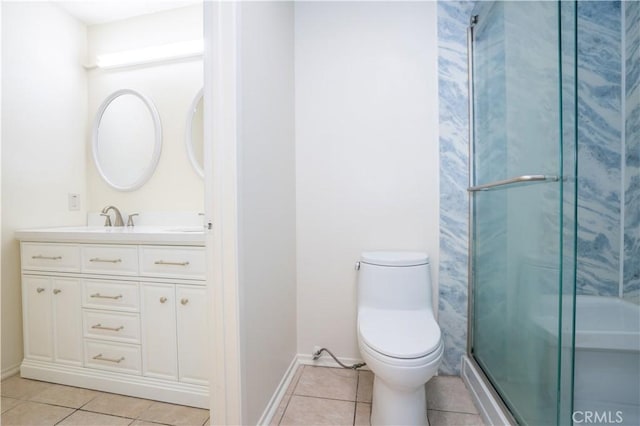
[20, 359, 209, 408]
[257, 356, 300, 426]
[461, 355, 515, 426]
[1, 363, 21, 380]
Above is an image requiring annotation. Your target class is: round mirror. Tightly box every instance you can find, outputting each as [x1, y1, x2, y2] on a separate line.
[185, 89, 204, 178]
[92, 89, 162, 191]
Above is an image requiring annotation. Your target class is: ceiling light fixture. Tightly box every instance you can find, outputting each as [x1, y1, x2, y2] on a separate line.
[94, 39, 203, 70]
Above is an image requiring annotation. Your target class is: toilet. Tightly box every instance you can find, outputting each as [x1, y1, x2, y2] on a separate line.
[357, 251, 443, 426]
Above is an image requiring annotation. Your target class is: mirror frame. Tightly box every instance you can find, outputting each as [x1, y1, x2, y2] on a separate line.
[92, 89, 163, 191]
[185, 88, 204, 178]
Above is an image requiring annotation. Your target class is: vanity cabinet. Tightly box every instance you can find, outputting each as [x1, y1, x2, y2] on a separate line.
[140, 284, 208, 385]
[22, 276, 83, 365]
[141, 283, 178, 380]
[18, 239, 208, 408]
[175, 285, 208, 385]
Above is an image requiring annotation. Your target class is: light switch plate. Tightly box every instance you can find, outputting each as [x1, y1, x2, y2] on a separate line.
[68, 193, 80, 211]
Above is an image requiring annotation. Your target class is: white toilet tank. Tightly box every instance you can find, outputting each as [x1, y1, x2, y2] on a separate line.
[358, 251, 432, 312]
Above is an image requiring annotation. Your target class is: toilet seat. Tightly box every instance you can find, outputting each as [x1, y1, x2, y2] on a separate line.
[359, 335, 444, 368]
[358, 307, 441, 359]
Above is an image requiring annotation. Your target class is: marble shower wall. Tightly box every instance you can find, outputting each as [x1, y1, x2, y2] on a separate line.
[437, 0, 563, 376]
[624, 1, 640, 304]
[576, 1, 639, 302]
[437, 0, 636, 374]
[437, 0, 475, 375]
[575, 1, 622, 298]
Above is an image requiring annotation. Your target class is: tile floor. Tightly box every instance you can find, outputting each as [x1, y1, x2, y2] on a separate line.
[1, 367, 484, 426]
[0, 375, 209, 426]
[271, 365, 485, 426]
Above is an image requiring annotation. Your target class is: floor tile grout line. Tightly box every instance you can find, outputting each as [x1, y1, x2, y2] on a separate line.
[77, 390, 103, 410]
[276, 396, 289, 425]
[278, 394, 361, 426]
[352, 400, 358, 426]
[278, 381, 300, 426]
[26, 385, 104, 410]
[290, 365, 362, 404]
[0, 399, 28, 417]
[76, 407, 140, 421]
[1, 398, 92, 418]
[28, 400, 93, 411]
[290, 393, 358, 403]
[352, 372, 360, 426]
[53, 407, 79, 425]
[428, 407, 481, 415]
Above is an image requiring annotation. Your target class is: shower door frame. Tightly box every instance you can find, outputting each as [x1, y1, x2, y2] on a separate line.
[464, 10, 518, 425]
[464, 2, 578, 425]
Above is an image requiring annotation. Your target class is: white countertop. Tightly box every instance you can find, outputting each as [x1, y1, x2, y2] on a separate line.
[15, 226, 205, 246]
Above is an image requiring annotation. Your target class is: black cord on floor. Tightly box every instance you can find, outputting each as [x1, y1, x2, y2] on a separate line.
[312, 347, 366, 370]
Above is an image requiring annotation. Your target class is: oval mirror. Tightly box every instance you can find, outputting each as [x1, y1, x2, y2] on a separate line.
[92, 89, 162, 191]
[185, 89, 204, 178]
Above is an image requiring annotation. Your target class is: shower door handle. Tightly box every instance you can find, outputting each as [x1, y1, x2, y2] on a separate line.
[467, 175, 559, 192]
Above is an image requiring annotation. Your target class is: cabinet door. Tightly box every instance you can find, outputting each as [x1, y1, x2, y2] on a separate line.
[141, 283, 177, 380]
[176, 285, 208, 385]
[52, 278, 83, 365]
[22, 276, 53, 361]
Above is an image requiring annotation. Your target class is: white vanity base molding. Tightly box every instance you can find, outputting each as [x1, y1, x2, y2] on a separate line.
[20, 359, 208, 408]
[17, 237, 208, 409]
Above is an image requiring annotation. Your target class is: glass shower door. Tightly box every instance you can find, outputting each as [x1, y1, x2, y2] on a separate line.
[469, 1, 577, 425]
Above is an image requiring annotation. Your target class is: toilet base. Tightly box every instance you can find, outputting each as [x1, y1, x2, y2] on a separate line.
[371, 375, 428, 426]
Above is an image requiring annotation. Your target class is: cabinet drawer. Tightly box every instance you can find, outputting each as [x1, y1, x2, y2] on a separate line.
[140, 246, 205, 280]
[81, 245, 138, 276]
[83, 280, 139, 312]
[83, 310, 140, 344]
[21, 243, 80, 272]
[84, 339, 141, 375]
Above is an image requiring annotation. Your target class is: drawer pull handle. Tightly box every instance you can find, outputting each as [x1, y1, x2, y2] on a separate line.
[93, 354, 125, 363]
[160, 297, 168, 304]
[90, 293, 123, 300]
[181, 298, 189, 305]
[91, 323, 124, 332]
[154, 260, 190, 266]
[32, 255, 62, 260]
[90, 258, 122, 263]
[37, 287, 46, 293]
[53, 289, 62, 295]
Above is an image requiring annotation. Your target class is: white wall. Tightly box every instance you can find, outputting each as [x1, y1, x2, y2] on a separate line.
[86, 5, 203, 214]
[237, 2, 296, 424]
[1, 2, 88, 375]
[295, 1, 440, 360]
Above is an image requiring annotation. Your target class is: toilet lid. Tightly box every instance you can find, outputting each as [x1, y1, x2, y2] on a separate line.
[358, 308, 441, 359]
[361, 251, 429, 267]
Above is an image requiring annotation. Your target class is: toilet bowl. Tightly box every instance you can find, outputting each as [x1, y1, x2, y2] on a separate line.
[356, 251, 443, 425]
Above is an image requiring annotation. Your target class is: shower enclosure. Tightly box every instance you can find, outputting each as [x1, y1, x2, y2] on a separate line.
[467, 1, 639, 425]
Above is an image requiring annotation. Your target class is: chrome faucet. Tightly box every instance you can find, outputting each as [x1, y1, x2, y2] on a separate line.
[101, 205, 124, 227]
